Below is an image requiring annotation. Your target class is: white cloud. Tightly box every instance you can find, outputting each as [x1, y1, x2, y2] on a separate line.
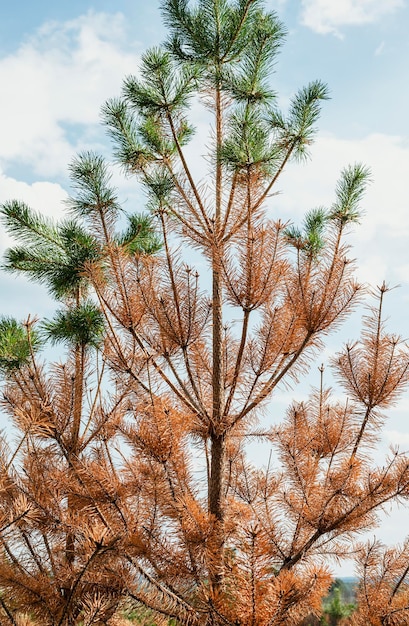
[300, 0, 405, 35]
[0, 11, 141, 177]
[385, 430, 409, 449]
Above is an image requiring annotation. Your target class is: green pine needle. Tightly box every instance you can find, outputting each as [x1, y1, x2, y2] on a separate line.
[285, 207, 328, 256]
[0, 201, 63, 249]
[0, 317, 41, 375]
[42, 302, 105, 348]
[68, 152, 120, 220]
[330, 163, 371, 225]
[116, 214, 162, 255]
[2, 217, 101, 301]
[101, 98, 156, 170]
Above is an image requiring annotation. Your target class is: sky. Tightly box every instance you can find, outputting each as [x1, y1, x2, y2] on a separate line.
[0, 0, 409, 577]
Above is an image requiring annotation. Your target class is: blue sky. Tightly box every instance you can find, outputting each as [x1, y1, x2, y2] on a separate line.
[1, 0, 409, 575]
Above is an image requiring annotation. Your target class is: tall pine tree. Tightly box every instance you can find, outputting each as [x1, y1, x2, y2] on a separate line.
[1, 1, 409, 624]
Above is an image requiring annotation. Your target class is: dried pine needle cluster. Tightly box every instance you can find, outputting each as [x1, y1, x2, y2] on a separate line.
[1, 0, 409, 624]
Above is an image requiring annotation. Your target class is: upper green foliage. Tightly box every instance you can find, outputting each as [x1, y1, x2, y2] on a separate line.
[42, 301, 105, 349]
[1, 154, 161, 303]
[68, 151, 121, 229]
[285, 207, 328, 257]
[116, 213, 162, 255]
[101, 98, 156, 170]
[219, 107, 280, 174]
[124, 48, 200, 117]
[0, 200, 60, 247]
[101, 0, 328, 196]
[330, 163, 371, 224]
[268, 80, 330, 161]
[0, 202, 101, 301]
[284, 164, 370, 256]
[102, 51, 197, 174]
[162, 0, 283, 69]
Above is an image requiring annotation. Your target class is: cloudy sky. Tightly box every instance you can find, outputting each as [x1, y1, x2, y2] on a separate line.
[1, 0, 409, 575]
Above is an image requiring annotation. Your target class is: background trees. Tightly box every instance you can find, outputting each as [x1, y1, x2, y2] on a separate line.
[1, 0, 409, 624]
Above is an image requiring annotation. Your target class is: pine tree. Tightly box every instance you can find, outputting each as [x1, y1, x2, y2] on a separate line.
[1, 0, 409, 624]
[321, 582, 355, 625]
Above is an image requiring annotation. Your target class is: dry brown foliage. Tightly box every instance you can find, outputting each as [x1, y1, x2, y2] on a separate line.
[1, 1, 409, 623]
